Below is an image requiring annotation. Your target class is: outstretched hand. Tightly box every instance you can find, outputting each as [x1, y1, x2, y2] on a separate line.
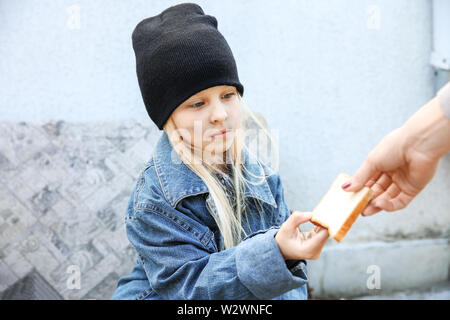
[341, 128, 441, 216]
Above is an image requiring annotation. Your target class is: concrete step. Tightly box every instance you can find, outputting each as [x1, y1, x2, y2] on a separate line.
[352, 281, 450, 299]
[306, 237, 449, 299]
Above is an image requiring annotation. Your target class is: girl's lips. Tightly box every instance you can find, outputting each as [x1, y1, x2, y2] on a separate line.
[212, 130, 231, 138]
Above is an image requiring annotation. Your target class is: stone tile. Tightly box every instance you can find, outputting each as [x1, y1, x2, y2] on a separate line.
[83, 172, 132, 206]
[0, 184, 37, 250]
[0, 150, 14, 173]
[29, 223, 71, 264]
[3, 176, 40, 217]
[0, 122, 51, 170]
[68, 239, 104, 274]
[0, 259, 19, 292]
[82, 271, 120, 300]
[49, 260, 84, 295]
[23, 143, 76, 187]
[62, 254, 122, 300]
[1, 244, 34, 279]
[113, 244, 137, 277]
[65, 167, 112, 202]
[40, 120, 65, 139]
[46, 205, 104, 248]
[0, 268, 64, 300]
[16, 223, 62, 282]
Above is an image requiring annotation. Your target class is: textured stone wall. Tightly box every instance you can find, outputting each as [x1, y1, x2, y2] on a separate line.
[0, 120, 159, 299]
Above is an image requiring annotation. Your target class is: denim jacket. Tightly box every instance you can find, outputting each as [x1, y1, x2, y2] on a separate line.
[111, 131, 308, 300]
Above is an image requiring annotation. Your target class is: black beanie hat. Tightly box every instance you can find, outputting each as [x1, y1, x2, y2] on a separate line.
[132, 2, 245, 130]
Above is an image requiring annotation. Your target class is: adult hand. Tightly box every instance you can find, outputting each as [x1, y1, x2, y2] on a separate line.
[341, 127, 441, 216]
[341, 97, 450, 216]
[275, 211, 329, 260]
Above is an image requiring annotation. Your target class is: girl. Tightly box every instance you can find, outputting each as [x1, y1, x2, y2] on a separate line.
[111, 3, 329, 300]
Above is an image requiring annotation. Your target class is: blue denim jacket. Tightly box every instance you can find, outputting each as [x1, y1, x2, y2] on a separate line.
[111, 131, 308, 300]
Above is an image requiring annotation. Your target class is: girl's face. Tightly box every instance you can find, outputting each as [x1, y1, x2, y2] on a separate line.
[170, 85, 241, 163]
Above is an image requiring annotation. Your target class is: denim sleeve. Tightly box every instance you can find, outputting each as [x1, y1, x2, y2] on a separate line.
[235, 226, 308, 299]
[126, 205, 308, 300]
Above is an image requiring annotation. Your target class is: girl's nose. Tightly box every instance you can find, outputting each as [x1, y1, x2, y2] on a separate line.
[210, 102, 228, 123]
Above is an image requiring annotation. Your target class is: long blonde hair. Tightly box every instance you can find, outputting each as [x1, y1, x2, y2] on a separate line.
[163, 93, 279, 250]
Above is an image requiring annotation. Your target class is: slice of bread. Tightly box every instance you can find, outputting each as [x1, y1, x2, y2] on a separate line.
[310, 173, 374, 242]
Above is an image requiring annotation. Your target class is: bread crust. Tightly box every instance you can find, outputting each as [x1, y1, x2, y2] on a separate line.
[332, 189, 373, 242]
[310, 174, 374, 242]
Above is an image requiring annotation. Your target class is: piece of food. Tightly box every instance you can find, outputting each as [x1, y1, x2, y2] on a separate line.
[310, 173, 374, 242]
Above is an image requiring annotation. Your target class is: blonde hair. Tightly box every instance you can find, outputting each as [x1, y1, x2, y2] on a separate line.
[163, 93, 279, 250]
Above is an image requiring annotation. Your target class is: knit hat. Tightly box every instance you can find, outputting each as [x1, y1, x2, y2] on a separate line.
[132, 2, 245, 130]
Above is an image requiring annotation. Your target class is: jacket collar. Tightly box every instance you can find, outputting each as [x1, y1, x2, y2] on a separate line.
[152, 131, 277, 210]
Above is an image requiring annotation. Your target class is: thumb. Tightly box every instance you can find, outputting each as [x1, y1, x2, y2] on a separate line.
[287, 211, 312, 230]
[342, 158, 379, 193]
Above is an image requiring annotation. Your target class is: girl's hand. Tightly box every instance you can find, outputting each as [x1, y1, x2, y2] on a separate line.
[275, 211, 329, 260]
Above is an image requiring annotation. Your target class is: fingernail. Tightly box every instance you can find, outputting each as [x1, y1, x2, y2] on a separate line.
[341, 182, 351, 189]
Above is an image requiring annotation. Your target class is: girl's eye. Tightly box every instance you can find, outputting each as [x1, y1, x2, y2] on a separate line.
[191, 102, 204, 108]
[223, 92, 236, 99]
[190, 93, 235, 108]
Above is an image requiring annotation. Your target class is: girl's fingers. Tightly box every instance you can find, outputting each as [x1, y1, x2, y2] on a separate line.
[315, 227, 329, 241]
[287, 211, 312, 230]
[301, 228, 329, 259]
